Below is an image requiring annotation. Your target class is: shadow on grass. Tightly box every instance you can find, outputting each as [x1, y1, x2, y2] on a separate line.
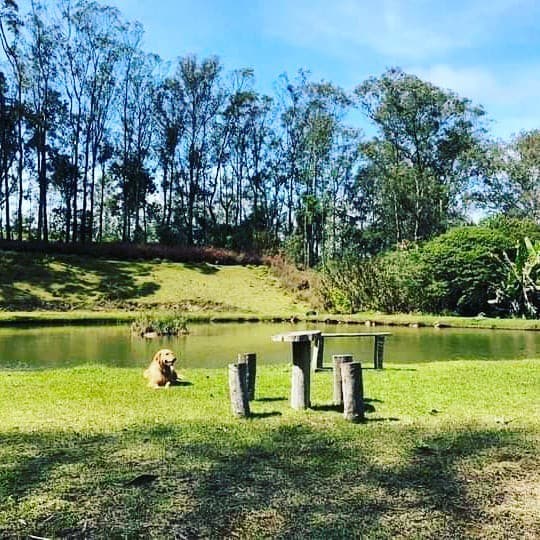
[365, 417, 400, 423]
[171, 425, 537, 538]
[311, 401, 376, 413]
[0, 251, 160, 310]
[0, 424, 537, 538]
[255, 397, 287, 402]
[249, 411, 282, 419]
[183, 262, 220, 275]
[311, 403, 343, 412]
[363, 367, 418, 371]
[168, 380, 193, 387]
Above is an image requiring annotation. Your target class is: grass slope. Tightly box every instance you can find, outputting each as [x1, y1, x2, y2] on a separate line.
[1, 360, 539, 538]
[0, 251, 307, 316]
[3, 249, 540, 331]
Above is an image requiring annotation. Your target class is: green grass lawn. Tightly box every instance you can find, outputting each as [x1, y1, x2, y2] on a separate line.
[1, 360, 538, 538]
[0, 250, 308, 316]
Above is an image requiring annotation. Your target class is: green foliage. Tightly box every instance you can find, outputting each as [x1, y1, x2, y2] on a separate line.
[321, 224, 520, 316]
[131, 310, 188, 336]
[418, 226, 512, 315]
[482, 214, 540, 243]
[490, 237, 540, 318]
[478, 131, 540, 220]
[354, 68, 486, 246]
[321, 249, 424, 313]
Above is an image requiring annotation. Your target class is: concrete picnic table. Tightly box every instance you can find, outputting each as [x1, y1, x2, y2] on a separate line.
[272, 329, 391, 410]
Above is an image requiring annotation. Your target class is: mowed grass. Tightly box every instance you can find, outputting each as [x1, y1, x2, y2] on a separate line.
[1, 360, 539, 539]
[0, 251, 307, 315]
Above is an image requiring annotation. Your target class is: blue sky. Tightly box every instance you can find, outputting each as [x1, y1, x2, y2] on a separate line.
[109, 0, 540, 139]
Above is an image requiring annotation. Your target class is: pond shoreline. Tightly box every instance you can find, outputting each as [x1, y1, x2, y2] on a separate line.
[1, 309, 540, 331]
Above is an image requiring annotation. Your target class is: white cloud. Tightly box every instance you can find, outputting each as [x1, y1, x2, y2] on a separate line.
[411, 64, 540, 106]
[409, 64, 540, 138]
[262, 0, 534, 61]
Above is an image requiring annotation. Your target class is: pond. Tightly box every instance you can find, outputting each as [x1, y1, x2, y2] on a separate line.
[0, 322, 539, 370]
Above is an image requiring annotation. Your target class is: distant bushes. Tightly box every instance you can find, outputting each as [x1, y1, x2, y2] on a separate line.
[419, 226, 516, 315]
[0, 240, 262, 265]
[265, 254, 324, 311]
[321, 249, 424, 314]
[321, 219, 540, 317]
[131, 311, 189, 337]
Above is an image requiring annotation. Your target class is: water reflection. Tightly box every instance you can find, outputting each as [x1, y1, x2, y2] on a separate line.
[0, 322, 538, 370]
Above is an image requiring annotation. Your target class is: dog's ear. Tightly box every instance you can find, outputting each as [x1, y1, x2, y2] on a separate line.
[152, 350, 163, 366]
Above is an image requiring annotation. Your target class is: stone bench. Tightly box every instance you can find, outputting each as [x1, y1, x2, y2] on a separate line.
[311, 332, 391, 371]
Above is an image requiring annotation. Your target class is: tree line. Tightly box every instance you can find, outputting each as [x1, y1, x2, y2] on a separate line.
[1, 0, 539, 267]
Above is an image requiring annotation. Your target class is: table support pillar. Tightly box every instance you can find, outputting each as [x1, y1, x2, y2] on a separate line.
[374, 336, 385, 369]
[311, 334, 325, 371]
[291, 341, 311, 409]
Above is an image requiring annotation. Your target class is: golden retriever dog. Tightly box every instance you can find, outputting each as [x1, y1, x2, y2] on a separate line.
[144, 349, 180, 388]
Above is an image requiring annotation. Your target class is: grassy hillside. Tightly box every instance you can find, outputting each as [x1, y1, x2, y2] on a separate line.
[0, 250, 308, 316]
[3, 249, 540, 331]
[0, 360, 538, 538]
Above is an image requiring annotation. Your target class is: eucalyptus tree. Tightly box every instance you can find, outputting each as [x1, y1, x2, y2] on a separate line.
[56, 0, 122, 242]
[215, 68, 257, 229]
[324, 125, 362, 259]
[177, 55, 222, 245]
[279, 73, 354, 266]
[0, 71, 17, 238]
[478, 130, 540, 222]
[153, 76, 185, 232]
[277, 71, 308, 237]
[241, 93, 283, 248]
[25, 0, 64, 241]
[211, 71, 283, 250]
[0, 0, 25, 239]
[355, 68, 486, 246]
[114, 25, 157, 242]
[204, 68, 251, 238]
[95, 137, 113, 241]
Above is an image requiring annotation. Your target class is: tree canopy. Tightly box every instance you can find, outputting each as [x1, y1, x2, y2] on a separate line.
[0, 0, 537, 275]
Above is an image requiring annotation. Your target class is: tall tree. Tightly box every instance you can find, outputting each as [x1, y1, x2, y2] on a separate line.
[478, 130, 540, 222]
[0, 72, 18, 238]
[114, 26, 157, 242]
[0, 0, 25, 239]
[153, 76, 184, 234]
[25, 1, 62, 241]
[177, 55, 222, 245]
[57, 0, 121, 242]
[279, 73, 354, 266]
[355, 68, 485, 246]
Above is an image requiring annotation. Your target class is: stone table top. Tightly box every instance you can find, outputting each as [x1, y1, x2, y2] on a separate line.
[271, 330, 322, 343]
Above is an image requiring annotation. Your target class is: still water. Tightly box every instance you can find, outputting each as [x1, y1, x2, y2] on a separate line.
[0, 322, 538, 370]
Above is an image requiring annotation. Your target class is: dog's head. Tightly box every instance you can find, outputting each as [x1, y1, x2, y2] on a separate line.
[153, 349, 177, 370]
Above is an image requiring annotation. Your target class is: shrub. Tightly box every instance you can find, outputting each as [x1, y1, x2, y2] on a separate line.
[131, 311, 189, 337]
[265, 253, 324, 311]
[320, 225, 520, 316]
[320, 248, 425, 314]
[482, 214, 540, 243]
[418, 226, 513, 315]
[490, 237, 540, 318]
